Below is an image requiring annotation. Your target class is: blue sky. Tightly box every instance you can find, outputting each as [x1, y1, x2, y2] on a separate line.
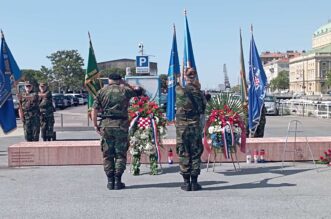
[1, 0, 330, 89]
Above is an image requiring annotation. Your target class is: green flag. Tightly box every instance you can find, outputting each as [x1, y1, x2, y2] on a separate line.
[239, 29, 248, 103]
[84, 32, 101, 110]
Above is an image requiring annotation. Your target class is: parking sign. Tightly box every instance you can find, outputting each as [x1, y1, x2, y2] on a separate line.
[136, 56, 150, 74]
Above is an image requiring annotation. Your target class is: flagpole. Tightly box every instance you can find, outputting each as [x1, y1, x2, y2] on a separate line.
[249, 25, 254, 138]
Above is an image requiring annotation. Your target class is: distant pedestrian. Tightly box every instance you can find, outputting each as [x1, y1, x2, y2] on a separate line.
[176, 68, 206, 191]
[18, 81, 40, 141]
[39, 82, 54, 141]
[92, 73, 138, 190]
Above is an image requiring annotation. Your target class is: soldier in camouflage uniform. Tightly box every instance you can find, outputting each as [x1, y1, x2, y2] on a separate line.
[176, 68, 206, 191]
[18, 81, 40, 142]
[39, 82, 54, 141]
[92, 73, 137, 190]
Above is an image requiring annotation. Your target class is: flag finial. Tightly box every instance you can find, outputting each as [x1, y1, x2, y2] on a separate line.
[184, 9, 187, 16]
[88, 31, 91, 41]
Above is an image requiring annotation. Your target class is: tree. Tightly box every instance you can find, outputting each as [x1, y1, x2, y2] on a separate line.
[46, 50, 84, 92]
[159, 74, 167, 93]
[270, 70, 289, 91]
[230, 84, 241, 93]
[21, 69, 47, 83]
[326, 70, 331, 88]
[21, 69, 47, 91]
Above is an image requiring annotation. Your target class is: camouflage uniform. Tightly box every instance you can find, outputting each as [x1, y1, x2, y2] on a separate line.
[39, 90, 54, 141]
[93, 83, 136, 181]
[175, 83, 206, 187]
[20, 91, 40, 141]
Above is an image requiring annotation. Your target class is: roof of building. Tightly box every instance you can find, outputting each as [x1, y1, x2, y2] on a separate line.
[313, 21, 331, 37]
[305, 43, 331, 55]
[264, 58, 289, 66]
[260, 52, 284, 58]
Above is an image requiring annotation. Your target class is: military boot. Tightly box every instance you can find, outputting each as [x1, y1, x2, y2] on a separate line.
[114, 174, 125, 190]
[191, 175, 202, 191]
[181, 174, 191, 191]
[107, 173, 115, 190]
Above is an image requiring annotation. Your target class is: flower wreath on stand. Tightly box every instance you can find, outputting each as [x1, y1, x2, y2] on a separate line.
[128, 96, 167, 175]
[203, 93, 246, 159]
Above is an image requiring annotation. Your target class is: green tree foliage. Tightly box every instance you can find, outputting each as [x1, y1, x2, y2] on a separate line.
[159, 74, 167, 93]
[270, 70, 289, 91]
[46, 50, 84, 92]
[21, 69, 47, 83]
[21, 69, 47, 91]
[326, 70, 331, 87]
[230, 84, 241, 93]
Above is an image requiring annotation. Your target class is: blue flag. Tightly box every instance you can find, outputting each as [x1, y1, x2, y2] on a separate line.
[0, 31, 21, 134]
[248, 33, 267, 136]
[181, 10, 198, 87]
[166, 25, 180, 122]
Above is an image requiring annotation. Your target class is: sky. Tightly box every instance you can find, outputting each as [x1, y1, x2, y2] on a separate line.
[1, 0, 331, 89]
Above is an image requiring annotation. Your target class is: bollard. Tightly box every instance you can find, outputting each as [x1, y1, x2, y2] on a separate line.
[61, 114, 63, 129]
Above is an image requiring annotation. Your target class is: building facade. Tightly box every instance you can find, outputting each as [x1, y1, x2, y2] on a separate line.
[289, 22, 331, 95]
[264, 58, 289, 82]
[261, 51, 302, 65]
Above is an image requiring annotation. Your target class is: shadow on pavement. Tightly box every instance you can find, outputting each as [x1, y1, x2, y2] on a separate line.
[213, 165, 313, 177]
[203, 176, 296, 191]
[126, 180, 227, 190]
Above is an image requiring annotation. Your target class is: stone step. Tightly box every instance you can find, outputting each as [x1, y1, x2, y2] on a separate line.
[8, 137, 331, 167]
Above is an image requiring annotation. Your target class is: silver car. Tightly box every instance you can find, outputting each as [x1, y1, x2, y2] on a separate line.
[265, 95, 279, 115]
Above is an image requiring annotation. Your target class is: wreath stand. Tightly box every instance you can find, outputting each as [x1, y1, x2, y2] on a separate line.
[206, 123, 241, 172]
[281, 120, 316, 170]
[206, 147, 241, 172]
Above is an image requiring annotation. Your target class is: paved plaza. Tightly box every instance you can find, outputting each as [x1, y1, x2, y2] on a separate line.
[1, 162, 331, 218]
[1, 113, 331, 218]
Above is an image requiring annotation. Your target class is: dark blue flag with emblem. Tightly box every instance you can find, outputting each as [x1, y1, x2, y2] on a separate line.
[181, 9, 198, 87]
[0, 31, 21, 134]
[166, 25, 180, 122]
[248, 29, 267, 136]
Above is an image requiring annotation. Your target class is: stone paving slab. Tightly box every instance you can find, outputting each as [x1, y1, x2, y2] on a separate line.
[1, 162, 331, 219]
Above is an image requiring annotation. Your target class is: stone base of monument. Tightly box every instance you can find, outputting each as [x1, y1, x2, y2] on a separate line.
[8, 137, 331, 167]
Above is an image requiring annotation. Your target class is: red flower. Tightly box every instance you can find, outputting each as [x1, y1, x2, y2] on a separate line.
[324, 151, 328, 156]
[320, 156, 324, 160]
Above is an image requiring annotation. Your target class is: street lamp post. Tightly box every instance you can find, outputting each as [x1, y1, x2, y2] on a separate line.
[302, 62, 306, 95]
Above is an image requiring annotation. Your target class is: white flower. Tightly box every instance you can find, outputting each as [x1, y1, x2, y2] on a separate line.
[208, 126, 215, 134]
[140, 132, 149, 139]
[214, 125, 222, 133]
[154, 116, 159, 124]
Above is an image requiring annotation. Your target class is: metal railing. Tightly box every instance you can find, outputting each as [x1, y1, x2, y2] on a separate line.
[278, 101, 331, 118]
[53, 113, 92, 130]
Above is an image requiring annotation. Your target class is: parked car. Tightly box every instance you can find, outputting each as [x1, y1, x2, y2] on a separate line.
[64, 96, 72, 107]
[264, 95, 279, 115]
[66, 94, 84, 105]
[13, 95, 19, 117]
[81, 93, 88, 105]
[66, 94, 80, 106]
[52, 93, 66, 109]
